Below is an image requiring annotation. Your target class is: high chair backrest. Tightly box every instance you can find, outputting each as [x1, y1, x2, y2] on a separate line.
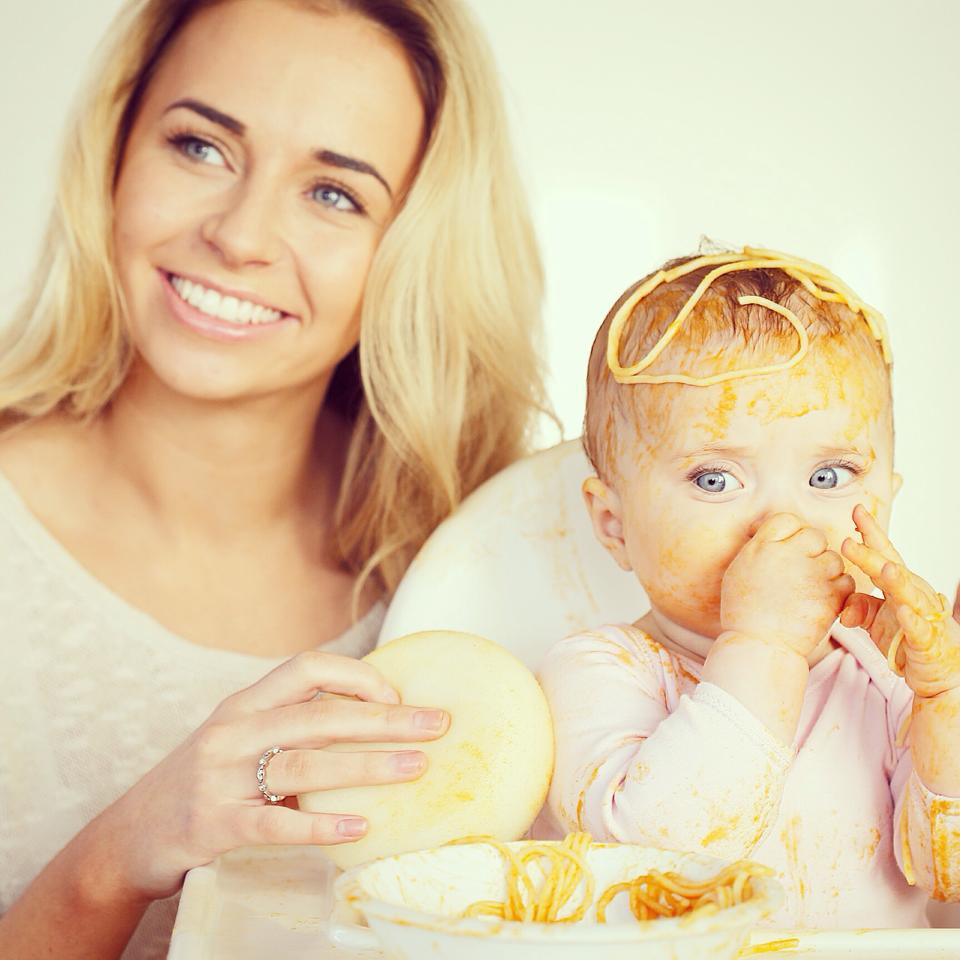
[378, 439, 646, 671]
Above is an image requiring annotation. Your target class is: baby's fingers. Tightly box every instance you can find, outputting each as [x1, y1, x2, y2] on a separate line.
[879, 562, 941, 618]
[896, 603, 936, 653]
[953, 583, 960, 623]
[852, 504, 904, 565]
[841, 537, 889, 587]
[840, 592, 884, 631]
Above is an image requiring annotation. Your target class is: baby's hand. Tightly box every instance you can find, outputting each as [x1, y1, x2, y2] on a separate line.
[841, 505, 960, 698]
[721, 513, 855, 658]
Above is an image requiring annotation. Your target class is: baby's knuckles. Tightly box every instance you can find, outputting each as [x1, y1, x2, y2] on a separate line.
[721, 526, 845, 654]
[906, 620, 960, 698]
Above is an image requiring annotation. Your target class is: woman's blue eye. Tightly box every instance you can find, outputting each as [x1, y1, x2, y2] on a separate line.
[810, 465, 856, 489]
[176, 136, 225, 166]
[694, 471, 742, 493]
[312, 184, 358, 212]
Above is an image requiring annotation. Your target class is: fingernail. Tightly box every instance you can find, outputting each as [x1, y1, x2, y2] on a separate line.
[336, 817, 367, 838]
[394, 751, 426, 774]
[414, 710, 447, 731]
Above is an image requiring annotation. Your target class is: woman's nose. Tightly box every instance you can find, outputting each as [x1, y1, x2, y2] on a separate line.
[200, 178, 283, 267]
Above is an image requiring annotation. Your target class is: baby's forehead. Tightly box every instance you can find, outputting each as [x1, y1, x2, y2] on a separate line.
[628, 345, 892, 458]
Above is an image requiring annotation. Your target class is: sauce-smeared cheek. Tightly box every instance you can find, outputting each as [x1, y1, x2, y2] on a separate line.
[643, 523, 741, 633]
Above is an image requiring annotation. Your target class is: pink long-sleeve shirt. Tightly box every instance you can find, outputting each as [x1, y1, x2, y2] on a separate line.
[537, 622, 960, 927]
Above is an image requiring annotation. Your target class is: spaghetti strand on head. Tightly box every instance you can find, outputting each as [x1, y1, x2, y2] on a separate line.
[606, 247, 891, 387]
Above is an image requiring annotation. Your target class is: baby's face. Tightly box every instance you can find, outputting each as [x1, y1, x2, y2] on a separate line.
[604, 342, 895, 639]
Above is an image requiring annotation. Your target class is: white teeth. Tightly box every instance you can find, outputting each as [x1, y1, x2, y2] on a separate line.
[220, 296, 239, 322]
[168, 273, 283, 325]
[200, 288, 220, 315]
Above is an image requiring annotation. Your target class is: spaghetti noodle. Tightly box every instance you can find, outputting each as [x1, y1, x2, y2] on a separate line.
[450, 831, 594, 923]
[594, 858, 773, 924]
[606, 246, 891, 387]
[453, 832, 771, 925]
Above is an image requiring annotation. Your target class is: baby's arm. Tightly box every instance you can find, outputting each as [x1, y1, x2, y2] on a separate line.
[540, 513, 850, 859]
[704, 513, 855, 744]
[842, 505, 960, 794]
[539, 627, 793, 859]
[843, 505, 960, 898]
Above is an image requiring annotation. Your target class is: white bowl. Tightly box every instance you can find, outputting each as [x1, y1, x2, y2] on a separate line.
[330, 839, 784, 960]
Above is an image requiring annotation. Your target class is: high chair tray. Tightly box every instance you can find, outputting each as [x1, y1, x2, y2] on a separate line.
[168, 845, 960, 959]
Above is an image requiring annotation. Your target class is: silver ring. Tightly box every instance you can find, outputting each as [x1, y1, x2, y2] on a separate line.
[256, 746, 286, 803]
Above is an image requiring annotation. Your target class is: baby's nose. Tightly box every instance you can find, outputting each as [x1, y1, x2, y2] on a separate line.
[746, 512, 773, 539]
[745, 510, 807, 540]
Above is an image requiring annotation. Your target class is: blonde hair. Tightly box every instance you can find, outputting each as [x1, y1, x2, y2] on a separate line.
[584, 255, 891, 483]
[0, 0, 547, 597]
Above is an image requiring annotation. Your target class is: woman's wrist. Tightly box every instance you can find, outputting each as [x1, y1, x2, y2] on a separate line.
[64, 801, 158, 914]
[0, 806, 154, 960]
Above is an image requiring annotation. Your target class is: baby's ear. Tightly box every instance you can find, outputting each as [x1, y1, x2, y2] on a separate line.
[892, 472, 904, 498]
[582, 476, 632, 572]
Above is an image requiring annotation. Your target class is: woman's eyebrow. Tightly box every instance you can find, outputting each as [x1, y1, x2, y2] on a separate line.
[163, 98, 393, 199]
[314, 149, 393, 199]
[165, 98, 245, 135]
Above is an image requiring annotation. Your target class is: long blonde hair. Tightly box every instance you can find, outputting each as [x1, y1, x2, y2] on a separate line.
[0, 0, 547, 597]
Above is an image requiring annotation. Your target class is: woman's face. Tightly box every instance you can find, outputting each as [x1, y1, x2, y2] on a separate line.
[113, 0, 425, 404]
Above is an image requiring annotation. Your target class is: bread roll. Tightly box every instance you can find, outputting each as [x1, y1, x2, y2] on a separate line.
[298, 630, 554, 869]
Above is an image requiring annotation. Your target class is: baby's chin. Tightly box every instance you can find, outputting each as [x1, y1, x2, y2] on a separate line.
[644, 593, 723, 641]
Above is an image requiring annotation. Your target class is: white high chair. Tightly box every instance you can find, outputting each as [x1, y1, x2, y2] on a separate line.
[380, 441, 960, 929]
[377, 439, 645, 669]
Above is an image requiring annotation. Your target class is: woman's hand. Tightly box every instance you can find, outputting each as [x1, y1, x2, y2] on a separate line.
[721, 512, 855, 659]
[841, 504, 960, 699]
[108, 650, 448, 900]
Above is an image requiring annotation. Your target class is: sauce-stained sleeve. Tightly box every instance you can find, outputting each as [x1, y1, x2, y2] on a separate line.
[888, 687, 960, 900]
[538, 627, 793, 859]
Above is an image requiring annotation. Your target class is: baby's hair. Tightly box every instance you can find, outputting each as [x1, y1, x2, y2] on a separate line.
[584, 253, 892, 482]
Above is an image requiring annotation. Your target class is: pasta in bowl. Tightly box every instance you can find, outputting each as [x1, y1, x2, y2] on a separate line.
[329, 833, 785, 960]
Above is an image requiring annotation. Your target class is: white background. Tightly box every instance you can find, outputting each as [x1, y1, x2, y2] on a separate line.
[0, 0, 957, 595]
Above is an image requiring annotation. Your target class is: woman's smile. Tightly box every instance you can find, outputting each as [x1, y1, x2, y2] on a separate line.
[160, 269, 298, 343]
[112, 0, 424, 400]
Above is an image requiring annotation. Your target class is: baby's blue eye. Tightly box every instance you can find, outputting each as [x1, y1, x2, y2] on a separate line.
[809, 465, 856, 490]
[694, 471, 742, 493]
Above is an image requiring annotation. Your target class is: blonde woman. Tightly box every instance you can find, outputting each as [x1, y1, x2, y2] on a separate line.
[0, 1, 546, 957]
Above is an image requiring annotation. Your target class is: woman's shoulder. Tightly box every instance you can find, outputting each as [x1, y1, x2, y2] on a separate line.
[0, 414, 93, 517]
[0, 413, 89, 478]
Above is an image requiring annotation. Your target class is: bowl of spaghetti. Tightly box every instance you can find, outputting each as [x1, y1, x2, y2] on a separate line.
[329, 832, 784, 959]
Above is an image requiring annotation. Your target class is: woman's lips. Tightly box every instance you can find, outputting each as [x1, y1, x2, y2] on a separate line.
[159, 269, 298, 342]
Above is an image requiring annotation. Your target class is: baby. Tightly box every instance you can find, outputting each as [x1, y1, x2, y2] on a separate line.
[538, 247, 960, 928]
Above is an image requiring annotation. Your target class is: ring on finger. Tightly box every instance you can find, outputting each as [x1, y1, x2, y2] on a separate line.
[256, 746, 287, 803]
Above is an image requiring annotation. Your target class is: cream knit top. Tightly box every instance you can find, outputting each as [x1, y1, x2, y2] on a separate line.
[0, 470, 383, 958]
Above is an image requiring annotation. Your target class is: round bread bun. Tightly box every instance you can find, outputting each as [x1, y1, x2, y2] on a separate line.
[298, 630, 554, 870]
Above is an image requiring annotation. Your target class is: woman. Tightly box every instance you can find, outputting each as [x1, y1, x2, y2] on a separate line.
[0, 1, 546, 956]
